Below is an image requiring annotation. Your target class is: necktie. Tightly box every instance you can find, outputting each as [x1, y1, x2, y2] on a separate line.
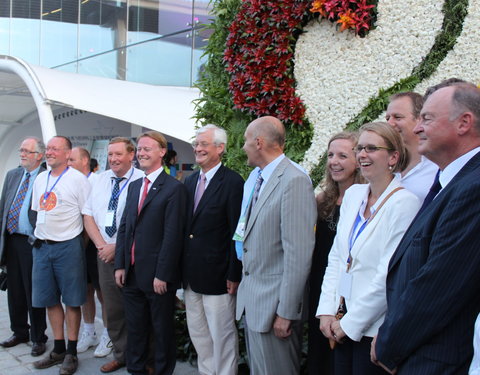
[6, 172, 30, 234]
[417, 169, 441, 215]
[105, 177, 124, 237]
[131, 178, 150, 265]
[193, 173, 206, 212]
[247, 171, 263, 220]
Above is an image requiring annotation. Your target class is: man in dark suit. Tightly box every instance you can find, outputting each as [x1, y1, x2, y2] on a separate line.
[114, 131, 187, 375]
[183, 124, 243, 375]
[371, 82, 480, 374]
[0, 136, 48, 356]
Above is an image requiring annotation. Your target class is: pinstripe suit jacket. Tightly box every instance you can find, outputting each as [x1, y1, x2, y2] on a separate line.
[376, 151, 480, 375]
[236, 157, 317, 332]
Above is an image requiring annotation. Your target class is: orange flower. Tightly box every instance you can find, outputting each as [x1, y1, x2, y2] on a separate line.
[310, 0, 327, 17]
[337, 9, 356, 31]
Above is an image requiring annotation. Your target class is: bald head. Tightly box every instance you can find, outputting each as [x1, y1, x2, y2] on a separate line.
[243, 116, 286, 168]
[68, 147, 91, 176]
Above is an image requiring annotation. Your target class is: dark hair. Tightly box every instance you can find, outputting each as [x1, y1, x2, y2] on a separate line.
[164, 149, 177, 167]
[90, 158, 98, 172]
[424, 78, 466, 100]
[389, 92, 424, 118]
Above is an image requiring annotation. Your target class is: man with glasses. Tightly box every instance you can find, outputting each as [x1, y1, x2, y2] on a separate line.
[30, 136, 91, 375]
[0, 137, 48, 357]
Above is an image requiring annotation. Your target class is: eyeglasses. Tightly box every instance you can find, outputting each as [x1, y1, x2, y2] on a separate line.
[191, 141, 213, 148]
[354, 145, 392, 153]
[18, 149, 39, 155]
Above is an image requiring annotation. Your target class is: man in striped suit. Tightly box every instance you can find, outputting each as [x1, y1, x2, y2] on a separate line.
[372, 82, 480, 374]
[236, 116, 316, 375]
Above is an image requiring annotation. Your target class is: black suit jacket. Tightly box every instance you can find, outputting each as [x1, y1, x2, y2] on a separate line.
[114, 170, 187, 292]
[0, 166, 45, 266]
[376, 151, 480, 374]
[182, 165, 243, 295]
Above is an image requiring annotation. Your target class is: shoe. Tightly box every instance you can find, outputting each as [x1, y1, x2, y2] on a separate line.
[59, 354, 78, 375]
[94, 332, 113, 358]
[0, 335, 29, 348]
[33, 351, 66, 369]
[100, 359, 125, 373]
[31, 342, 47, 356]
[76, 330, 98, 353]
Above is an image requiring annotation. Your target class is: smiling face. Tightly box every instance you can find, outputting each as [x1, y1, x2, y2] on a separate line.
[386, 96, 419, 149]
[193, 129, 224, 172]
[46, 137, 70, 171]
[356, 131, 398, 183]
[326, 138, 357, 186]
[108, 142, 135, 177]
[136, 136, 166, 174]
[415, 87, 457, 168]
[19, 138, 43, 172]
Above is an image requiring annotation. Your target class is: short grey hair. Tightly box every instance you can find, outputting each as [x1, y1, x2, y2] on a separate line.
[196, 124, 228, 151]
[25, 136, 46, 155]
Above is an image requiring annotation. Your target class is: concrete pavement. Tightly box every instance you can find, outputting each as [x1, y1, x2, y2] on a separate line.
[0, 291, 197, 375]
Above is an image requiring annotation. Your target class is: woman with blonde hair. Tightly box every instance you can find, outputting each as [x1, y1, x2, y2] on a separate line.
[308, 131, 363, 375]
[317, 122, 420, 374]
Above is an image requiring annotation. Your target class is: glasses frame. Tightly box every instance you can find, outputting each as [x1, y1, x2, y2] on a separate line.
[354, 145, 393, 154]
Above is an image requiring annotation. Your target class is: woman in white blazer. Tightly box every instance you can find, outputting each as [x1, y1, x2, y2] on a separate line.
[316, 122, 421, 375]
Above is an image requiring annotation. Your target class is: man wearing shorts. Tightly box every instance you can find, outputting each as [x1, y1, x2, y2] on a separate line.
[31, 136, 91, 375]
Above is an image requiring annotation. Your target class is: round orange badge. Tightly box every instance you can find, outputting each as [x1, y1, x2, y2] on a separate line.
[40, 192, 57, 211]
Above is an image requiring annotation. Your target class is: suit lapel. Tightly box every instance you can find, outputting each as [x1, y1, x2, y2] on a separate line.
[243, 158, 286, 240]
[192, 165, 225, 221]
[6, 168, 24, 209]
[136, 171, 166, 220]
[388, 151, 480, 271]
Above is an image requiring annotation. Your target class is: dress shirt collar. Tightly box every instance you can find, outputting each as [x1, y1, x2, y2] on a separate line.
[200, 162, 222, 188]
[144, 166, 164, 184]
[260, 153, 285, 187]
[24, 165, 41, 179]
[439, 147, 480, 189]
[110, 167, 135, 180]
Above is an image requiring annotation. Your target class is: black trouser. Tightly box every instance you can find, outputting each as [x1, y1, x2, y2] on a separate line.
[6, 233, 47, 343]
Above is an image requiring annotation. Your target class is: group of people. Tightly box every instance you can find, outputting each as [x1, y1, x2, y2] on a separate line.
[0, 77, 479, 375]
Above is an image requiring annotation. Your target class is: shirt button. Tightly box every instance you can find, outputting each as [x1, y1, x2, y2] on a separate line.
[244, 271, 249, 276]
[189, 234, 193, 239]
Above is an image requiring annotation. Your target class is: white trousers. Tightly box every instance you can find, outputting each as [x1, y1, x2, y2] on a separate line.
[184, 286, 239, 375]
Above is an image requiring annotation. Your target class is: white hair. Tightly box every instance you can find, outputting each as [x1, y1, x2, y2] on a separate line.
[195, 124, 228, 151]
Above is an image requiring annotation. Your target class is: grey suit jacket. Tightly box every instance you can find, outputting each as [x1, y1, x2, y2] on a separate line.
[236, 157, 317, 332]
[0, 166, 43, 266]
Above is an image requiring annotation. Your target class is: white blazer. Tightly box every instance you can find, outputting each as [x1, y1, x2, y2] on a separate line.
[316, 178, 420, 341]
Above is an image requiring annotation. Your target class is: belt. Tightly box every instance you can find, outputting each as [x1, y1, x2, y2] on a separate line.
[33, 239, 61, 248]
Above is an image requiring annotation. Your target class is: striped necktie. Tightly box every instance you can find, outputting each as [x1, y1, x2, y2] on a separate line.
[6, 172, 30, 234]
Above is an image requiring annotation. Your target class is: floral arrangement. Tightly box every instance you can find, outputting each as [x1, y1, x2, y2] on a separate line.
[223, 0, 312, 125]
[310, 0, 377, 36]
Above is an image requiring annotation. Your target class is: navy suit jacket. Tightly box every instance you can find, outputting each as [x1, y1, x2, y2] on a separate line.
[376, 151, 480, 375]
[114, 170, 187, 292]
[182, 165, 243, 295]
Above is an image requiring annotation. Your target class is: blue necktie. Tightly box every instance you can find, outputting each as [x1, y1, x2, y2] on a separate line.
[247, 171, 263, 221]
[417, 169, 441, 215]
[6, 172, 30, 234]
[105, 177, 124, 237]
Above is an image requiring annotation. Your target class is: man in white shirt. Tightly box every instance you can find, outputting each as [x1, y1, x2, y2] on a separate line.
[68, 146, 109, 357]
[386, 92, 437, 202]
[83, 137, 143, 373]
[31, 136, 91, 375]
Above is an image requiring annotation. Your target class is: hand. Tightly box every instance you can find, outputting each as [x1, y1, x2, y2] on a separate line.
[153, 278, 167, 295]
[371, 335, 397, 374]
[331, 320, 346, 343]
[226, 280, 239, 295]
[115, 269, 125, 288]
[98, 243, 115, 263]
[319, 315, 337, 341]
[273, 315, 292, 339]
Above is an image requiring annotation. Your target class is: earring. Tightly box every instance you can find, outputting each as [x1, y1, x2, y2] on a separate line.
[388, 165, 393, 171]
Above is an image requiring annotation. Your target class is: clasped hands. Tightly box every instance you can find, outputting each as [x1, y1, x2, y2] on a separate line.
[319, 315, 346, 343]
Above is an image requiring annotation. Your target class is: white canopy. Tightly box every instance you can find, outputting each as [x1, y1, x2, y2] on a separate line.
[0, 55, 199, 143]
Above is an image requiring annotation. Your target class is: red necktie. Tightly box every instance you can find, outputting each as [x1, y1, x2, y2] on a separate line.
[131, 178, 150, 265]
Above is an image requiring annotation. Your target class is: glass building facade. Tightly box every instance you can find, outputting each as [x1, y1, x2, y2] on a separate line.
[0, 0, 212, 86]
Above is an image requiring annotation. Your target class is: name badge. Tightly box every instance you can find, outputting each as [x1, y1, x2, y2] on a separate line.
[37, 210, 46, 225]
[232, 216, 246, 242]
[104, 211, 115, 227]
[339, 271, 353, 300]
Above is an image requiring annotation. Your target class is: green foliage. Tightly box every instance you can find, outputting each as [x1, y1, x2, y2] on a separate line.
[310, 0, 468, 186]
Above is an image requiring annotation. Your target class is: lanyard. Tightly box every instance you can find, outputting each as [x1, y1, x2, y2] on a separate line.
[43, 167, 69, 205]
[110, 168, 134, 201]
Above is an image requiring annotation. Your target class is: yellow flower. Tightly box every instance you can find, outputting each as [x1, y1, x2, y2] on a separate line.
[310, 0, 327, 17]
[337, 9, 356, 31]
